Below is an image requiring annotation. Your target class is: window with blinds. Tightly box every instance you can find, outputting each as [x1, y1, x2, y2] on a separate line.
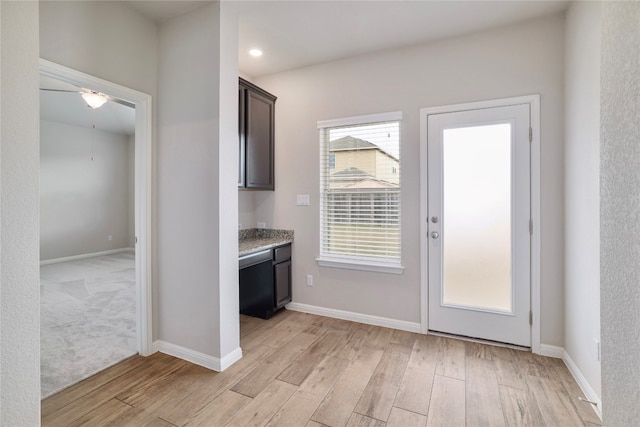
[318, 112, 402, 271]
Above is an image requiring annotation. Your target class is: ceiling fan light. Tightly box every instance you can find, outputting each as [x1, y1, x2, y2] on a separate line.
[81, 91, 108, 109]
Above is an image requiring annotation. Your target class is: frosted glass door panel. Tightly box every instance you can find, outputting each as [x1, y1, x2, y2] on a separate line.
[427, 102, 531, 347]
[442, 124, 512, 312]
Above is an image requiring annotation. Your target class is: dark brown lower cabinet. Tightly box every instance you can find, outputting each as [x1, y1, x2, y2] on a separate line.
[239, 249, 273, 319]
[239, 243, 291, 319]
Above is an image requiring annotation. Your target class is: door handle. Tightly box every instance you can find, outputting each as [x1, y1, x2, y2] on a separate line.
[431, 231, 440, 239]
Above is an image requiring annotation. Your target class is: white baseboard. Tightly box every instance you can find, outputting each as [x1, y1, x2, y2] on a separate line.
[538, 344, 601, 420]
[40, 247, 135, 265]
[539, 344, 564, 358]
[285, 302, 422, 333]
[220, 347, 244, 371]
[153, 340, 242, 372]
[562, 350, 602, 420]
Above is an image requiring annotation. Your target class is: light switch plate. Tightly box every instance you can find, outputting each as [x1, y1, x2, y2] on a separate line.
[297, 195, 310, 206]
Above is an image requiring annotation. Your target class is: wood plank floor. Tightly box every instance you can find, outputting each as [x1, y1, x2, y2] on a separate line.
[42, 310, 602, 426]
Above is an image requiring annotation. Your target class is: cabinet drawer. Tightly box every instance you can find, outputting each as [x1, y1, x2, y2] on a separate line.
[274, 244, 291, 263]
[239, 249, 271, 269]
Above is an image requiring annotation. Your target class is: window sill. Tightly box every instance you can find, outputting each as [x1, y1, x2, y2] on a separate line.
[316, 257, 404, 275]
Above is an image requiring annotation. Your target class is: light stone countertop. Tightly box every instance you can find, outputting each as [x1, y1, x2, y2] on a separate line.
[238, 228, 294, 257]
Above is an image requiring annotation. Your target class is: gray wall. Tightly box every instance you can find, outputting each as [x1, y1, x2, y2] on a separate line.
[0, 1, 41, 424]
[41, 0, 240, 369]
[157, 1, 240, 359]
[41, 0, 240, 362]
[40, 120, 133, 260]
[40, 0, 161, 336]
[239, 191, 256, 229]
[600, 1, 640, 423]
[254, 13, 566, 346]
[564, 1, 601, 401]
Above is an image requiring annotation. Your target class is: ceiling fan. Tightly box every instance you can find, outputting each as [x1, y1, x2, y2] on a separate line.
[39, 87, 135, 109]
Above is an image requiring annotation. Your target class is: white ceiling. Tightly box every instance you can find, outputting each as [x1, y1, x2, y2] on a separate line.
[127, 1, 207, 24]
[231, 1, 570, 78]
[41, 1, 569, 134]
[126, 1, 569, 78]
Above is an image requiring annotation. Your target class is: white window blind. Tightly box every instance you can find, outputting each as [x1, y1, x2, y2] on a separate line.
[318, 112, 402, 270]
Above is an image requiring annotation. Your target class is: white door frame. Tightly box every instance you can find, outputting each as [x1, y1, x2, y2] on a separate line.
[39, 59, 154, 356]
[419, 95, 541, 354]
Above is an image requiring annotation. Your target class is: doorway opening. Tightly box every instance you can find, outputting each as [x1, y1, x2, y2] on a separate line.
[419, 95, 541, 352]
[39, 59, 152, 397]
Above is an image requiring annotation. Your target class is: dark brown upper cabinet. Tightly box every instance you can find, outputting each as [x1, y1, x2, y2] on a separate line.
[238, 78, 276, 190]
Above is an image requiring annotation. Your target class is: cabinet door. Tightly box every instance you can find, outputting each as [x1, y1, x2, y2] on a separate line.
[274, 260, 291, 308]
[245, 90, 275, 190]
[238, 86, 246, 188]
[240, 259, 275, 319]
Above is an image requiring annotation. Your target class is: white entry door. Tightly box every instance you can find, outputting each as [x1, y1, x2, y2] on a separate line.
[427, 104, 531, 347]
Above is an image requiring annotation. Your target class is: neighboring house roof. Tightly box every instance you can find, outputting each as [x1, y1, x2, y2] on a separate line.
[331, 178, 399, 190]
[329, 136, 398, 160]
[331, 166, 373, 179]
[329, 167, 399, 189]
[330, 136, 378, 151]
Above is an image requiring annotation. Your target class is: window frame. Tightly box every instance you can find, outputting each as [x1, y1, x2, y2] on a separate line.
[329, 153, 336, 169]
[316, 111, 404, 275]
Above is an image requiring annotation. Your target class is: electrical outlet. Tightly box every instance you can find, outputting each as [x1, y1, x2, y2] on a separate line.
[257, 222, 266, 229]
[108, 235, 112, 241]
[306, 275, 313, 286]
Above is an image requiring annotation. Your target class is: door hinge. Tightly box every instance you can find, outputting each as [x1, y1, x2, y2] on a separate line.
[529, 127, 532, 143]
[529, 311, 533, 326]
[528, 219, 533, 235]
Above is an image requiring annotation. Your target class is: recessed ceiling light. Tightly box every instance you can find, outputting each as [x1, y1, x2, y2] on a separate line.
[249, 48, 263, 57]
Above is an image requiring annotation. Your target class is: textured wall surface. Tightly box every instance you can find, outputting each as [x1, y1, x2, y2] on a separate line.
[564, 0, 601, 400]
[600, 1, 640, 424]
[0, 1, 41, 424]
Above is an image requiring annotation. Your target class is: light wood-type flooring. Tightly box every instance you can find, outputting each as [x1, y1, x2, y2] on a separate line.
[42, 309, 602, 426]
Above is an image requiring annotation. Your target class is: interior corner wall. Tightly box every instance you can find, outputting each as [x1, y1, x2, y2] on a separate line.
[563, 0, 601, 400]
[216, 1, 240, 360]
[0, 1, 41, 425]
[239, 191, 256, 229]
[157, 2, 239, 360]
[40, 120, 132, 260]
[254, 13, 566, 346]
[600, 1, 640, 423]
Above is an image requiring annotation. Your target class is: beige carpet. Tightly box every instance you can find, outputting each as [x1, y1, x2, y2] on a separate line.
[40, 252, 137, 398]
